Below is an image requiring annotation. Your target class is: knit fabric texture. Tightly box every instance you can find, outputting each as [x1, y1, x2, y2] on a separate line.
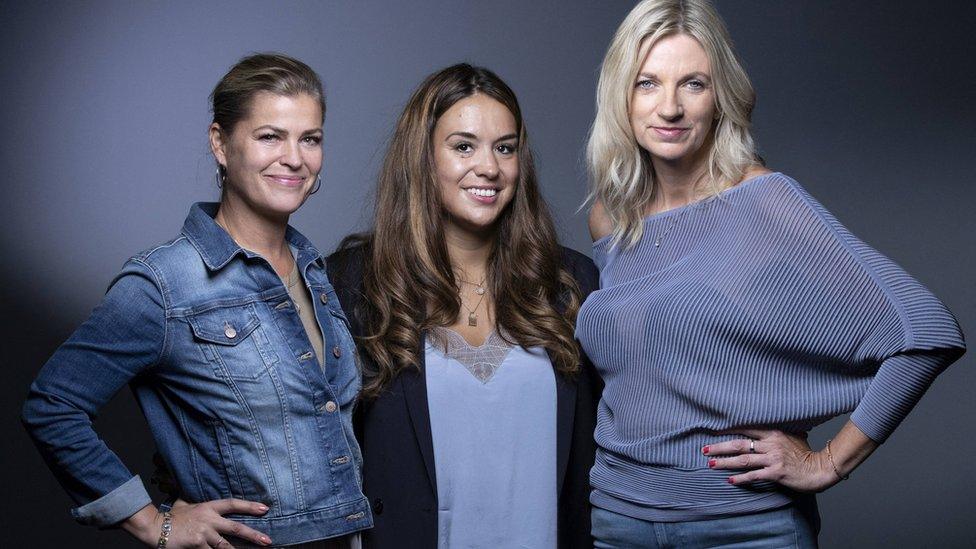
[576, 173, 965, 521]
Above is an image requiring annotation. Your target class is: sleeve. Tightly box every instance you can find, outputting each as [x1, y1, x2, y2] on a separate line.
[784, 179, 966, 443]
[21, 258, 167, 526]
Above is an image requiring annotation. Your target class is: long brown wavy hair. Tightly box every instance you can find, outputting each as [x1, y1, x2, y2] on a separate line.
[352, 63, 582, 398]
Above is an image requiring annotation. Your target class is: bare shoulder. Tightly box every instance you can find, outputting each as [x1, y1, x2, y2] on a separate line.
[588, 200, 614, 242]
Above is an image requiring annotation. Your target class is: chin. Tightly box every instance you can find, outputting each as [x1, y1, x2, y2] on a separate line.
[255, 196, 307, 218]
[451, 212, 504, 235]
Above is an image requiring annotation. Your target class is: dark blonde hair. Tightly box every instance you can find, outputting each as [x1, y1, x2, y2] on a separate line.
[353, 63, 582, 398]
[210, 52, 325, 134]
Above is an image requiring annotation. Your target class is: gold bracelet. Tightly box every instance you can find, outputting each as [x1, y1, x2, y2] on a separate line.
[825, 439, 850, 481]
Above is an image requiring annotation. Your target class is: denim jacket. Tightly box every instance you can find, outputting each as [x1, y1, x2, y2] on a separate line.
[22, 203, 372, 545]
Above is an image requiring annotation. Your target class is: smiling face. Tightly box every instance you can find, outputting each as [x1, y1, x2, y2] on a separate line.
[630, 33, 716, 172]
[210, 91, 323, 221]
[432, 94, 519, 237]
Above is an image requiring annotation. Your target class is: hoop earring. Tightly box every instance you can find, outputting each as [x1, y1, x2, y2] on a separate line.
[308, 175, 322, 195]
[215, 165, 226, 189]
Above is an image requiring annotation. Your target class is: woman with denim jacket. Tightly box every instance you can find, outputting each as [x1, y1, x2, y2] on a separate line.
[326, 64, 600, 548]
[22, 53, 372, 548]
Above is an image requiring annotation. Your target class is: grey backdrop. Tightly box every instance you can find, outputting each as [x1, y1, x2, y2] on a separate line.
[2, 1, 973, 547]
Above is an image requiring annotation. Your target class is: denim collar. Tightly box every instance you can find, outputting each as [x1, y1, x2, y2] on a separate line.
[181, 202, 325, 273]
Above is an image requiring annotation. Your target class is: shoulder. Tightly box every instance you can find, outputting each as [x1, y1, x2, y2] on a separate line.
[325, 237, 370, 288]
[588, 200, 614, 242]
[118, 234, 197, 293]
[559, 246, 599, 297]
[730, 170, 826, 224]
[325, 236, 372, 319]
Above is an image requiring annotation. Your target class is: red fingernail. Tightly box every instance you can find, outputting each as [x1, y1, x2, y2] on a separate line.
[708, 459, 716, 468]
[727, 477, 735, 484]
[702, 446, 710, 455]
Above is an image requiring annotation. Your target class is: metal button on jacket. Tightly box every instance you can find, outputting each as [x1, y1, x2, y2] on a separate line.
[320, 293, 329, 304]
[332, 345, 342, 358]
[324, 401, 337, 413]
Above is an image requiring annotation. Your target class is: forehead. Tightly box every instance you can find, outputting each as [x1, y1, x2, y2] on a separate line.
[239, 91, 323, 128]
[434, 94, 516, 136]
[639, 33, 711, 75]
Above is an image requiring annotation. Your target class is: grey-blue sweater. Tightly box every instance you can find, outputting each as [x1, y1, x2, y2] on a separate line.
[576, 173, 965, 521]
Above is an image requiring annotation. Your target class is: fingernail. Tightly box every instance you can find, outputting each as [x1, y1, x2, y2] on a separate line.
[702, 446, 710, 455]
[708, 459, 716, 468]
[727, 477, 735, 484]
[262, 536, 272, 545]
[258, 504, 269, 512]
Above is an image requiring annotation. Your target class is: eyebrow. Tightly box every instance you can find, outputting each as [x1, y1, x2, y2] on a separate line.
[253, 125, 322, 135]
[446, 131, 519, 143]
[637, 71, 711, 81]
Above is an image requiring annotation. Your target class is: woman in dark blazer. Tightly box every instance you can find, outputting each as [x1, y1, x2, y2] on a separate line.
[327, 64, 600, 548]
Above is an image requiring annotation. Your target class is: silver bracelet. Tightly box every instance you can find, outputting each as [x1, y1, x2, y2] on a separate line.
[156, 511, 173, 549]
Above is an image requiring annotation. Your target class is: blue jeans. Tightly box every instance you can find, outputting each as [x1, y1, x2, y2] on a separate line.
[592, 505, 817, 549]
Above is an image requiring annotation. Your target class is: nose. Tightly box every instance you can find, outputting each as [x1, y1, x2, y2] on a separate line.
[279, 139, 303, 170]
[658, 88, 683, 121]
[474, 148, 499, 179]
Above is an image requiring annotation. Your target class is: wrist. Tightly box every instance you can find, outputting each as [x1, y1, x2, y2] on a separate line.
[120, 504, 161, 545]
[824, 439, 850, 481]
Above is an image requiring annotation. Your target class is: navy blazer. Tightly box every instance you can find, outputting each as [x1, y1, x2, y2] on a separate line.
[327, 244, 600, 549]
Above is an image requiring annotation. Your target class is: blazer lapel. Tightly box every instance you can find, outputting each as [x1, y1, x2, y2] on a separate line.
[399, 334, 437, 493]
[551, 350, 576, 499]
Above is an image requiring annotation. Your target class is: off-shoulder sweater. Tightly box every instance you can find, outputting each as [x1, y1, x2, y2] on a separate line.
[576, 173, 965, 521]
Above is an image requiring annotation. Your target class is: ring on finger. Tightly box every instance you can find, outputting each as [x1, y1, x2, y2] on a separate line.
[749, 439, 756, 453]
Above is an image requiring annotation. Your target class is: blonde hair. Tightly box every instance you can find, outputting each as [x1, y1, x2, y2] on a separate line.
[587, 0, 758, 247]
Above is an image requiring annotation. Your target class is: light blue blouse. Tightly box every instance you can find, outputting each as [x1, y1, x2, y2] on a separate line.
[425, 330, 558, 548]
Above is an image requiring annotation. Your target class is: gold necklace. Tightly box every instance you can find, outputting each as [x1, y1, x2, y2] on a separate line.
[459, 286, 488, 326]
[457, 274, 487, 295]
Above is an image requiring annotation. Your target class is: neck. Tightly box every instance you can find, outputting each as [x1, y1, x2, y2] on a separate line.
[648, 144, 714, 215]
[215, 196, 293, 277]
[444, 221, 494, 282]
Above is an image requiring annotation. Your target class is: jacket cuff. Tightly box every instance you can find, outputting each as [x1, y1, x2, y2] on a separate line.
[71, 475, 152, 527]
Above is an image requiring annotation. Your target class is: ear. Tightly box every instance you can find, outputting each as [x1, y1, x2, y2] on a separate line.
[209, 123, 228, 168]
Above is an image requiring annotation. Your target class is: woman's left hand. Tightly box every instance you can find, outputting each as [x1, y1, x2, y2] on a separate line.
[703, 429, 838, 493]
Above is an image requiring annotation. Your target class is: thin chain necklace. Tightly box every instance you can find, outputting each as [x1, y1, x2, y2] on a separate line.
[459, 286, 488, 327]
[455, 268, 487, 325]
[654, 215, 681, 248]
[457, 274, 487, 295]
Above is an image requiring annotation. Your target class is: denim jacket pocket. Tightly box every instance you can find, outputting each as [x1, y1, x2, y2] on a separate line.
[188, 304, 277, 381]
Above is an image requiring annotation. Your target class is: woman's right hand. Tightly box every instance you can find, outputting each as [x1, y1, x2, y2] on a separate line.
[122, 499, 272, 548]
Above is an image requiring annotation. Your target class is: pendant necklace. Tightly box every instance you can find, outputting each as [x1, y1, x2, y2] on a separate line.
[457, 274, 487, 295]
[459, 285, 488, 326]
[654, 216, 680, 247]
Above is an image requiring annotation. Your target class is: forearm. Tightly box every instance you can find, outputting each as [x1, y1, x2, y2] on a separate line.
[823, 420, 878, 479]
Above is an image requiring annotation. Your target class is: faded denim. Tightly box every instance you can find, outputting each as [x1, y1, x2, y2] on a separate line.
[22, 203, 372, 545]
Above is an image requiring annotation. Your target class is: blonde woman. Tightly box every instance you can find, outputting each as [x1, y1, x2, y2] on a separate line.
[577, 0, 965, 546]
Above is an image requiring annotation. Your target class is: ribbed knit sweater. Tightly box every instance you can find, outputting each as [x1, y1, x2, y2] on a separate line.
[576, 173, 965, 521]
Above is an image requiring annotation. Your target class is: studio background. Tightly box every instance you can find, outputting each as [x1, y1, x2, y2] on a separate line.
[2, 1, 973, 547]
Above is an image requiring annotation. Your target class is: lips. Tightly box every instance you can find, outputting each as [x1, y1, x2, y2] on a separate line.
[263, 174, 306, 188]
[462, 186, 500, 204]
[652, 126, 690, 141]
